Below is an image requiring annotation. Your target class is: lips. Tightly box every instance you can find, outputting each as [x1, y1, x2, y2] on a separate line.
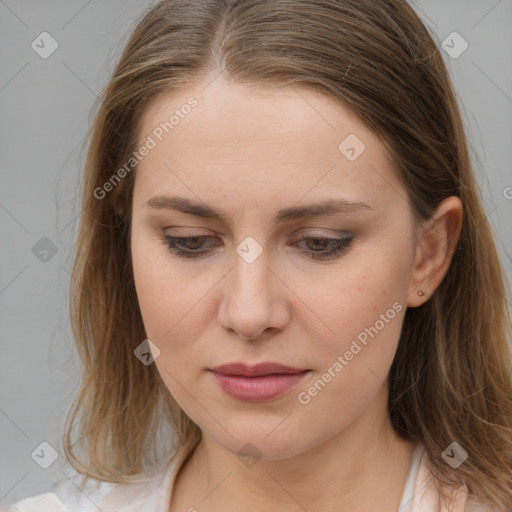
[209, 362, 310, 402]
[211, 362, 307, 377]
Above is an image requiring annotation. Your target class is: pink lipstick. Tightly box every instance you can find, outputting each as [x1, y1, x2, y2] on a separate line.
[209, 362, 310, 402]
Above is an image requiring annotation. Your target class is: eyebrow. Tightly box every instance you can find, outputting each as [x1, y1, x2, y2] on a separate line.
[143, 195, 373, 223]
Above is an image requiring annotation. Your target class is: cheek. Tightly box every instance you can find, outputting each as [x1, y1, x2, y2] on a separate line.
[131, 234, 219, 378]
[310, 251, 410, 352]
[300, 241, 411, 405]
[131, 243, 211, 409]
[293, 276, 406, 438]
[132, 230, 195, 331]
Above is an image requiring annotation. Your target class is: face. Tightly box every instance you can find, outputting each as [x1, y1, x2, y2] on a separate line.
[130, 76, 419, 460]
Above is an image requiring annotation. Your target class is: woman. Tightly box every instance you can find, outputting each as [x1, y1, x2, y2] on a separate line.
[11, 0, 512, 510]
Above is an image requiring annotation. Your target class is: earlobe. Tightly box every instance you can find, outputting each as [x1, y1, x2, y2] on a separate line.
[407, 196, 463, 307]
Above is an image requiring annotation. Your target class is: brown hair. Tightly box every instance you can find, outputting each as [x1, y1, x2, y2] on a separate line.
[64, 0, 512, 508]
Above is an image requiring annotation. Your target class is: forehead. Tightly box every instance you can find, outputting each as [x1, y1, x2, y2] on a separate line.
[133, 76, 404, 215]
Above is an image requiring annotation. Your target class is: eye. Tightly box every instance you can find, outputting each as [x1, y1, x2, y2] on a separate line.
[162, 234, 218, 259]
[162, 233, 353, 260]
[290, 236, 353, 260]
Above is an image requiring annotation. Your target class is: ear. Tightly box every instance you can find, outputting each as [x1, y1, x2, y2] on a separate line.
[407, 196, 463, 307]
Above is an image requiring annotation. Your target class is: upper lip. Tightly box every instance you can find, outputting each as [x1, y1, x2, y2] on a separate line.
[211, 362, 308, 377]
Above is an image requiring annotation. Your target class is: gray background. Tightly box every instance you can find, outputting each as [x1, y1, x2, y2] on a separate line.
[1, 0, 511, 505]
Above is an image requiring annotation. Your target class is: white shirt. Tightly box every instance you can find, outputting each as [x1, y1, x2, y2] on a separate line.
[9, 443, 494, 511]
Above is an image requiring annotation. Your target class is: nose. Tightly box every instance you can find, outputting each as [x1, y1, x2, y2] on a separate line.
[217, 251, 290, 341]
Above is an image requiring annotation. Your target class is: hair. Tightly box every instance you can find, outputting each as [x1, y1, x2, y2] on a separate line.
[64, 0, 512, 508]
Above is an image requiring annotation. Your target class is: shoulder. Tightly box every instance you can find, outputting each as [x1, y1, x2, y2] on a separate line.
[9, 492, 81, 512]
[9, 472, 114, 512]
[9, 457, 178, 512]
[411, 445, 501, 512]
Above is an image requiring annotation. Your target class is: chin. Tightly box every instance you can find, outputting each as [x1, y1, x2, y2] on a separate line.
[208, 422, 322, 463]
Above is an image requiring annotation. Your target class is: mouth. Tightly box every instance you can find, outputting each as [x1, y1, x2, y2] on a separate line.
[209, 362, 311, 402]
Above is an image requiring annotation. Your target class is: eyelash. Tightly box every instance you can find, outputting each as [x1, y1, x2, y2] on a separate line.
[162, 234, 353, 261]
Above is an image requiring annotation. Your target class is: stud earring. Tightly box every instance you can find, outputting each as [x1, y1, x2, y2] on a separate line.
[418, 290, 426, 296]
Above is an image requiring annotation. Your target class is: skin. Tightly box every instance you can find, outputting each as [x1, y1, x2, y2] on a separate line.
[129, 75, 463, 512]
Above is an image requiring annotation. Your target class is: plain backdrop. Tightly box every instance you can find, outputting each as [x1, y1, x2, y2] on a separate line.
[1, 0, 511, 505]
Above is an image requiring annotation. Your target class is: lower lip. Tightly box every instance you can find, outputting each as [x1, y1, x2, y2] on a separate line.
[210, 370, 310, 402]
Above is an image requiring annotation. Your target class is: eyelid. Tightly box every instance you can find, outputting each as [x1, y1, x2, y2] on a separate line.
[162, 226, 351, 235]
[162, 228, 352, 241]
[293, 228, 352, 238]
[161, 231, 354, 261]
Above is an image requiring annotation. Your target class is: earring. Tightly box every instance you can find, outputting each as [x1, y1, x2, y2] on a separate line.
[418, 290, 426, 296]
